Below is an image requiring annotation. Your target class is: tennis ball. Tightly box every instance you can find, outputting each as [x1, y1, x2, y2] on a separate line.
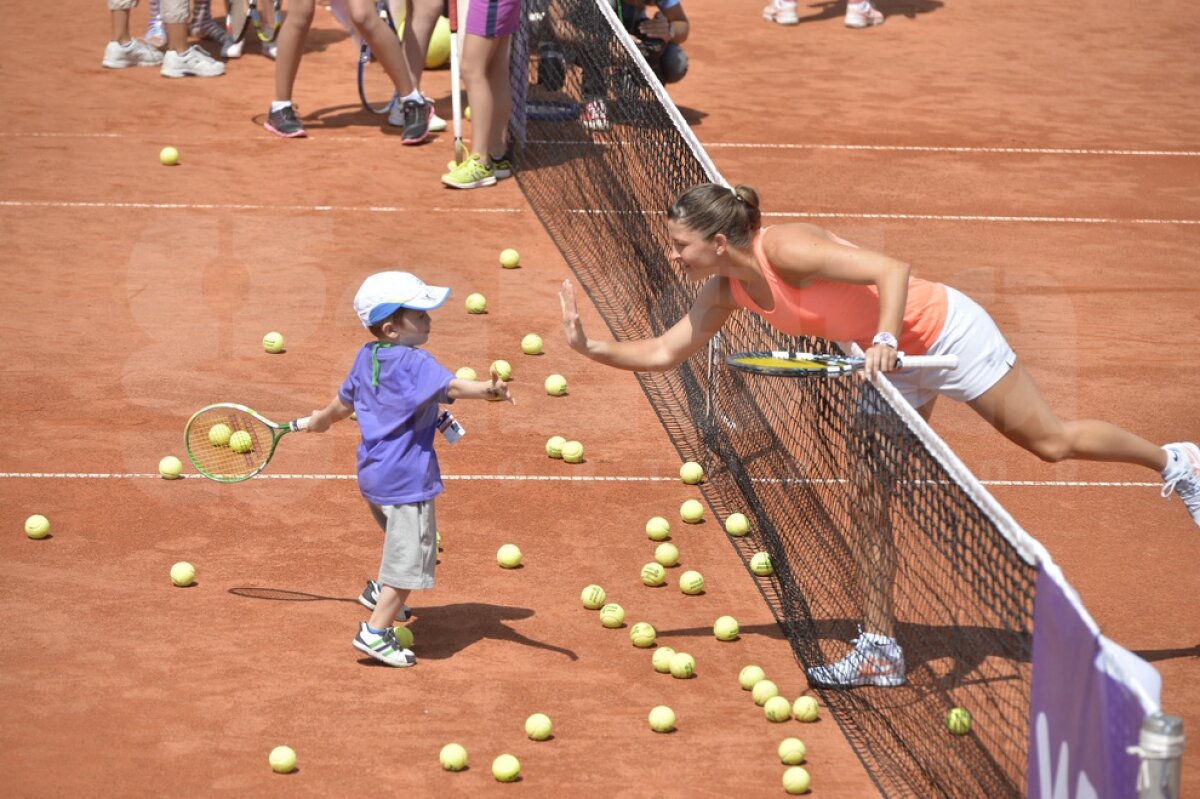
[521, 333, 543, 355]
[765, 695, 793, 722]
[229, 430, 253, 454]
[724, 512, 750, 536]
[648, 705, 676, 732]
[779, 737, 807, 765]
[492, 753, 520, 783]
[680, 499, 704, 523]
[262, 331, 285, 353]
[546, 435, 566, 458]
[208, 423, 232, 447]
[668, 651, 696, 679]
[679, 569, 705, 595]
[170, 561, 196, 587]
[490, 359, 513, 381]
[713, 615, 739, 641]
[436, 530, 442, 550]
[268, 745, 296, 773]
[158, 455, 183, 479]
[497, 543, 522, 568]
[464, 105, 471, 120]
[544, 373, 568, 396]
[455, 366, 477, 380]
[640, 561, 666, 586]
[499, 248, 521, 268]
[525, 712, 552, 741]
[392, 625, 414, 648]
[599, 602, 626, 628]
[439, 742, 468, 771]
[561, 440, 584, 463]
[752, 679, 779, 706]
[651, 646, 676, 673]
[792, 695, 820, 722]
[645, 516, 670, 541]
[739, 664, 766, 690]
[465, 293, 487, 313]
[159, 146, 179, 166]
[679, 461, 704, 484]
[654, 542, 679, 567]
[24, 514, 50, 540]
[580, 584, 606, 609]
[750, 551, 774, 576]
[947, 706, 973, 735]
[783, 765, 811, 795]
[629, 621, 657, 647]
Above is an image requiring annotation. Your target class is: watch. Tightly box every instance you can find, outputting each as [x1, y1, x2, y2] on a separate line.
[872, 332, 898, 349]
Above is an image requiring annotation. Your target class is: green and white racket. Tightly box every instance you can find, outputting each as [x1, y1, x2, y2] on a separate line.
[184, 403, 309, 483]
[725, 351, 958, 377]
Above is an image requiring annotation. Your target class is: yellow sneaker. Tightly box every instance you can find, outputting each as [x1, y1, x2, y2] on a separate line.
[441, 153, 497, 189]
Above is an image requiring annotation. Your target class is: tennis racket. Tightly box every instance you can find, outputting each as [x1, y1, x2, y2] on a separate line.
[226, 0, 281, 45]
[358, 0, 401, 113]
[184, 403, 309, 483]
[725, 351, 959, 377]
[448, 0, 467, 164]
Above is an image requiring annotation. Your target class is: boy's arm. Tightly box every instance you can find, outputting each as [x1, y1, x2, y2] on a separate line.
[448, 374, 516, 404]
[306, 395, 354, 432]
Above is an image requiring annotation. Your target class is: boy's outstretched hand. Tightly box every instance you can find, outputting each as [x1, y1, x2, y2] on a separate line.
[487, 367, 517, 404]
[559, 279, 589, 355]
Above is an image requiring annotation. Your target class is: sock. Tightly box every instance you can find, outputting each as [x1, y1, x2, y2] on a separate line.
[270, 100, 293, 113]
[401, 90, 424, 105]
[366, 624, 388, 635]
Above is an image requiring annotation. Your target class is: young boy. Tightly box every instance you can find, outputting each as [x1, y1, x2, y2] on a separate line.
[305, 271, 515, 667]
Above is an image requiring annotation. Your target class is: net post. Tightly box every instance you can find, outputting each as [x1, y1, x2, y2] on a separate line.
[1131, 712, 1185, 799]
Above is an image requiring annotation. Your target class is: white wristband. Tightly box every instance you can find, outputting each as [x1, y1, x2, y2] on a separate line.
[872, 332, 898, 349]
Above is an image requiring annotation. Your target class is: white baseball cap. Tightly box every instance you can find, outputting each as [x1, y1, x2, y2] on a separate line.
[353, 271, 451, 328]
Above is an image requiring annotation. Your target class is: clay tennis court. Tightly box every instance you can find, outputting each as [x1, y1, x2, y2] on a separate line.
[2, 0, 1197, 795]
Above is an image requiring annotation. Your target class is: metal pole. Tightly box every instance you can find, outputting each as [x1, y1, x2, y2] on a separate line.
[1133, 713, 1184, 799]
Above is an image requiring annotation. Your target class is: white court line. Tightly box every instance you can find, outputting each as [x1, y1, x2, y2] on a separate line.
[765, 211, 1200, 225]
[0, 200, 522, 215]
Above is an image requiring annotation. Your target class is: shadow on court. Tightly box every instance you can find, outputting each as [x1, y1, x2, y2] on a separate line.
[1133, 644, 1200, 663]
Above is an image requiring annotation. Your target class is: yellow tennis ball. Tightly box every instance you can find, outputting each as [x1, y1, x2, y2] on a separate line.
[783, 766, 811, 795]
[159, 146, 179, 166]
[765, 695, 793, 722]
[946, 706, 973, 735]
[170, 561, 196, 587]
[545, 435, 566, 458]
[640, 561, 666, 586]
[268, 745, 296, 774]
[525, 712, 552, 741]
[561, 440, 584, 463]
[645, 515, 670, 541]
[490, 359, 513, 381]
[439, 742, 468, 771]
[158, 455, 183, 479]
[497, 543, 522, 568]
[424, 15, 450, 67]
[464, 105, 471, 120]
[208, 423, 232, 447]
[752, 679, 780, 706]
[648, 705, 676, 732]
[725, 512, 750, 536]
[24, 514, 50, 540]
[739, 664, 766, 690]
[679, 461, 704, 484]
[580, 584, 606, 609]
[492, 753, 520, 783]
[680, 498, 704, 523]
[679, 569, 705, 595]
[629, 622, 656, 648]
[750, 551, 774, 576]
[229, 430, 253, 454]
[465, 293, 487, 313]
[792, 695, 820, 722]
[668, 651, 696, 679]
[651, 646, 676, 673]
[599, 602, 625, 628]
[392, 625, 414, 648]
[521, 333, 543, 355]
[713, 615, 739, 641]
[499, 248, 521, 268]
[455, 366, 477, 380]
[779, 737, 807, 765]
[262, 331, 285, 353]
[544, 373, 568, 396]
[654, 542, 679, 567]
[436, 530, 442, 550]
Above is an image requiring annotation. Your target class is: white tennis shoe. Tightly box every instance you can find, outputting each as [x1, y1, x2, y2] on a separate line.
[845, 0, 884, 28]
[102, 38, 164, 69]
[1161, 442, 1200, 527]
[762, 0, 799, 25]
[161, 46, 226, 78]
[807, 629, 906, 688]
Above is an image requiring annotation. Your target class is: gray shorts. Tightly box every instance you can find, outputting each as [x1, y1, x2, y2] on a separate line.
[368, 500, 437, 590]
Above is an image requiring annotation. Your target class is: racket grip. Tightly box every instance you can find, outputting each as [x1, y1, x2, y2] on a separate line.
[897, 355, 959, 370]
[292, 416, 311, 431]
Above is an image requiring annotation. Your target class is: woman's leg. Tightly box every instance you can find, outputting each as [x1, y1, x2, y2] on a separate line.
[461, 33, 501, 161]
[485, 34, 512, 158]
[273, 0, 316, 102]
[347, 0, 416, 96]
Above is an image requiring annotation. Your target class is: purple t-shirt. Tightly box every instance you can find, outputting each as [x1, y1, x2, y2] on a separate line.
[338, 343, 454, 505]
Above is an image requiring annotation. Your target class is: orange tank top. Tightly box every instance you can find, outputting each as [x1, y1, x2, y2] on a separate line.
[728, 227, 948, 355]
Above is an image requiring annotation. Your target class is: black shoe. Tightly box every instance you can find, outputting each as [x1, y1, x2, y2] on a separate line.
[264, 105, 306, 138]
[389, 99, 430, 144]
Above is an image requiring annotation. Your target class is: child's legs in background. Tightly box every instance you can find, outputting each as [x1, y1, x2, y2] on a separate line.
[275, 0, 316, 102]
[109, 0, 137, 42]
[346, 0, 417, 96]
[461, 33, 504, 162]
[160, 0, 191, 52]
[403, 0, 444, 92]
[485, 35, 512, 157]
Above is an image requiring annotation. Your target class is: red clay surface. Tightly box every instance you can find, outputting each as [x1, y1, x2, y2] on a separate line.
[2, 0, 1198, 796]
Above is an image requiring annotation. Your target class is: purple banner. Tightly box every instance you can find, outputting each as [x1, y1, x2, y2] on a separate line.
[1028, 565, 1161, 799]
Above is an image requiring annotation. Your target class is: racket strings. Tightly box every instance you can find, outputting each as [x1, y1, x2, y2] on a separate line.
[186, 409, 274, 479]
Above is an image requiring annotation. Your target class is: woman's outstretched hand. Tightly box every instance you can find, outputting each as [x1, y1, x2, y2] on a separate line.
[559, 279, 589, 355]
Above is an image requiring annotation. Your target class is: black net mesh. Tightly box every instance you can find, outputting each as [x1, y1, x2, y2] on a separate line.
[511, 2, 1037, 795]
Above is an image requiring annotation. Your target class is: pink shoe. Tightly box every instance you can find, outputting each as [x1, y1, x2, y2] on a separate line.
[762, 0, 799, 25]
[580, 98, 611, 132]
[845, 1, 884, 28]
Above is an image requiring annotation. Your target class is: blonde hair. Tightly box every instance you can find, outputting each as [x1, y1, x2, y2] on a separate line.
[667, 183, 762, 247]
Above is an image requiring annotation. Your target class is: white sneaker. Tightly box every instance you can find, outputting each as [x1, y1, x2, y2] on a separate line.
[425, 98, 447, 132]
[352, 622, 416, 667]
[806, 629, 905, 687]
[161, 46, 226, 78]
[845, 0, 884, 28]
[1161, 443, 1200, 527]
[762, 0, 799, 25]
[102, 38, 164, 69]
[222, 38, 245, 59]
[261, 41, 278, 60]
